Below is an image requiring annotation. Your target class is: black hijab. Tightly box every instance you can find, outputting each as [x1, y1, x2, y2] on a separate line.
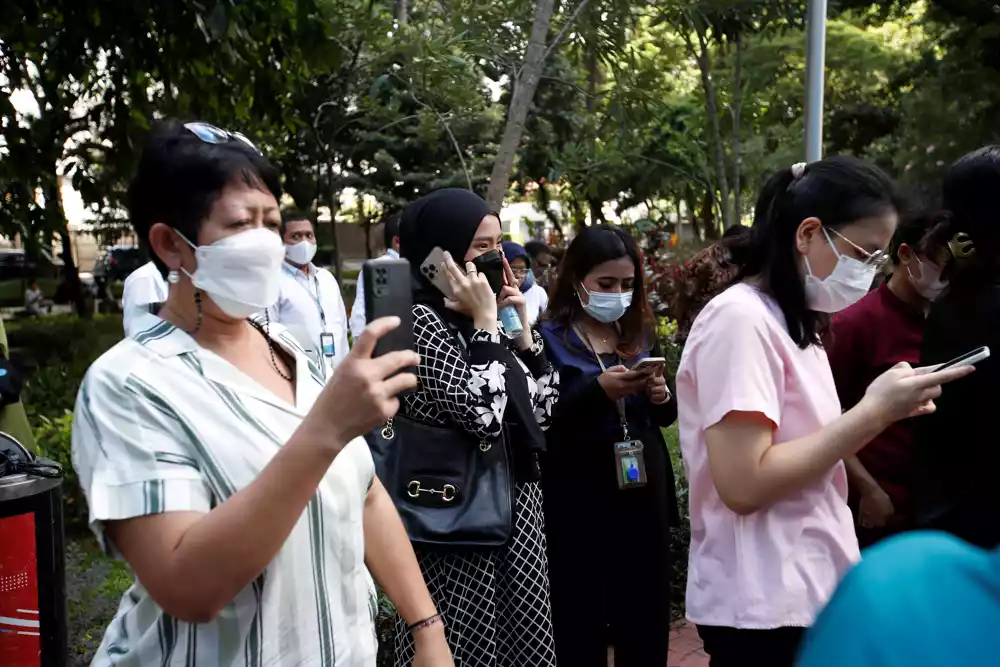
[399, 188, 547, 478]
[400, 188, 495, 317]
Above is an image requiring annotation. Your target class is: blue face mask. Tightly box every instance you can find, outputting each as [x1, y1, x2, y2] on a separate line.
[578, 285, 633, 323]
[520, 269, 535, 293]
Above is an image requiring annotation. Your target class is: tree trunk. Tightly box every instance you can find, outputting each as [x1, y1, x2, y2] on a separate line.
[732, 31, 744, 227]
[701, 189, 717, 241]
[588, 199, 606, 225]
[694, 28, 732, 233]
[326, 162, 343, 281]
[41, 175, 90, 317]
[485, 0, 558, 210]
[396, 0, 409, 24]
[570, 197, 587, 232]
[686, 185, 701, 241]
[535, 183, 563, 239]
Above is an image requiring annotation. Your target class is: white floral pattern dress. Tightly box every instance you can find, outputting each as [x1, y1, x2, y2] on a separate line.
[394, 304, 560, 667]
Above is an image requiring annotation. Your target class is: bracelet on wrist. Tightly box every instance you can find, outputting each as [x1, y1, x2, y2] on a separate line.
[407, 612, 444, 634]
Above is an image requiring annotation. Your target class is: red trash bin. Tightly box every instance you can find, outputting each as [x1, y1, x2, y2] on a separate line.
[0, 435, 66, 667]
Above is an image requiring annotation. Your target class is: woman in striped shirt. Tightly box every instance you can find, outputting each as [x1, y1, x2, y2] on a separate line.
[71, 120, 453, 666]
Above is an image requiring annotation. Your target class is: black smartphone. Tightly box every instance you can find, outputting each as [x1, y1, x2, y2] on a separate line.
[363, 258, 416, 379]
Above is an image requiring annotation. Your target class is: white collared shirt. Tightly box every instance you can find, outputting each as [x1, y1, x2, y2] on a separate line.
[349, 249, 399, 340]
[523, 282, 549, 326]
[267, 262, 350, 376]
[72, 312, 377, 666]
[122, 261, 169, 338]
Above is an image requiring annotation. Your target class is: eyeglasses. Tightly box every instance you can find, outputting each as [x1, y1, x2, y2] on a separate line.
[511, 268, 530, 277]
[827, 228, 890, 270]
[184, 122, 263, 156]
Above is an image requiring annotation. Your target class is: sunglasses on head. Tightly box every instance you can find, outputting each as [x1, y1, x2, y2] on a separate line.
[184, 122, 262, 156]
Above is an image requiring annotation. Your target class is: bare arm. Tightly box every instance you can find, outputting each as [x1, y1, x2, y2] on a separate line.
[844, 455, 880, 495]
[104, 318, 418, 624]
[106, 418, 342, 623]
[706, 403, 889, 515]
[364, 478, 446, 649]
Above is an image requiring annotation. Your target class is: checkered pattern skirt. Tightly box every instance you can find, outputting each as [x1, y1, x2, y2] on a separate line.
[393, 481, 557, 667]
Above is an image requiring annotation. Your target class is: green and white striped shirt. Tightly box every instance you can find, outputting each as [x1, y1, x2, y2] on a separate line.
[72, 312, 378, 666]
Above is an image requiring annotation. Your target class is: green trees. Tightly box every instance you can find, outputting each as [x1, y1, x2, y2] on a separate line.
[2, 0, 998, 278]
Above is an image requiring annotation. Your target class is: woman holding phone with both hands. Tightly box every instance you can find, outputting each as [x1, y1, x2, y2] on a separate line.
[392, 189, 560, 667]
[539, 224, 679, 667]
[675, 157, 973, 667]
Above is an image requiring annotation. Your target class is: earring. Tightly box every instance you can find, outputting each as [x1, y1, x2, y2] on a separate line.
[167, 270, 180, 284]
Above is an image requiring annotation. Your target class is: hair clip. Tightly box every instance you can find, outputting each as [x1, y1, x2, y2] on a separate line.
[947, 232, 976, 260]
[791, 162, 807, 180]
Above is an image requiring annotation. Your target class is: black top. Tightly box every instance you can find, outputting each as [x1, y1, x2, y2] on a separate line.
[914, 280, 1000, 547]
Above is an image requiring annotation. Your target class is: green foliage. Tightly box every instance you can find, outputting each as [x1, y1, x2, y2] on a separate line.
[8, 315, 124, 532]
[33, 411, 85, 529]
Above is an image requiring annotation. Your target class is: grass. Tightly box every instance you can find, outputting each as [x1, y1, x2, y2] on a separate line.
[66, 536, 133, 664]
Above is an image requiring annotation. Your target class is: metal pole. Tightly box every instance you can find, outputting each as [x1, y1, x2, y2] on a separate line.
[804, 0, 828, 162]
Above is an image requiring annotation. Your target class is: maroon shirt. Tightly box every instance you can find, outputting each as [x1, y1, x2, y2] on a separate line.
[826, 283, 925, 527]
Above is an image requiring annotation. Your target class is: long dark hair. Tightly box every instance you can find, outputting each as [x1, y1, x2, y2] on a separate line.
[725, 156, 901, 349]
[936, 146, 1000, 289]
[546, 224, 652, 357]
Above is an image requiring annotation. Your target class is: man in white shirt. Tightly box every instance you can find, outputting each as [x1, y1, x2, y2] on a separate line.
[349, 212, 401, 340]
[267, 210, 350, 376]
[122, 260, 169, 337]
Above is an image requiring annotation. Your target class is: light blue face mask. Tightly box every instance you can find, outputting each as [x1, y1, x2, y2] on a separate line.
[578, 285, 633, 323]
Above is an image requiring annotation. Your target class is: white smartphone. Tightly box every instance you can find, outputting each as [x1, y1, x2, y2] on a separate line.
[418, 246, 455, 299]
[631, 357, 667, 375]
[934, 346, 990, 372]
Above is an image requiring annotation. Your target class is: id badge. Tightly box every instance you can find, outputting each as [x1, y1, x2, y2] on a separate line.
[320, 332, 336, 358]
[614, 440, 647, 489]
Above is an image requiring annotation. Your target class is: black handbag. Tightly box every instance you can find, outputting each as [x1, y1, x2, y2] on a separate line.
[366, 414, 514, 547]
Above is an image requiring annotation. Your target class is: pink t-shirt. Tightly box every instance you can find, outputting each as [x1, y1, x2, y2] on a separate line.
[676, 283, 860, 629]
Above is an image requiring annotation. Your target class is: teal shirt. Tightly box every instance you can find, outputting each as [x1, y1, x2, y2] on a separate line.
[797, 532, 1000, 666]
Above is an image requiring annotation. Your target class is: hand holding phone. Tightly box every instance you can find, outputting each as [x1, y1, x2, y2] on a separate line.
[631, 357, 667, 376]
[863, 356, 977, 426]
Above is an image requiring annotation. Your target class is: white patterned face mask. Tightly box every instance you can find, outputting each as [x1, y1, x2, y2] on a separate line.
[803, 227, 880, 313]
[179, 227, 286, 319]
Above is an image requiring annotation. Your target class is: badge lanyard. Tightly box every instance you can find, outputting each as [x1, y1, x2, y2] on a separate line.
[307, 271, 336, 360]
[575, 326, 648, 489]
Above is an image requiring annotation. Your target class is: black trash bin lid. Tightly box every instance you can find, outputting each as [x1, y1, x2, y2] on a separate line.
[0, 432, 62, 502]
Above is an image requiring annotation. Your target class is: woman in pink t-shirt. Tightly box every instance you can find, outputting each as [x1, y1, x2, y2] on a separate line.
[675, 157, 974, 667]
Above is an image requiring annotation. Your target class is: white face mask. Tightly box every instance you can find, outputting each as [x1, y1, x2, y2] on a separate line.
[285, 240, 317, 266]
[907, 256, 948, 301]
[803, 228, 878, 313]
[180, 227, 286, 319]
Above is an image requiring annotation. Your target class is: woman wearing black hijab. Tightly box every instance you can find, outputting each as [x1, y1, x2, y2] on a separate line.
[392, 189, 560, 667]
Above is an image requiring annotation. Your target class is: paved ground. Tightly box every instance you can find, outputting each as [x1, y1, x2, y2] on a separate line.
[668, 622, 709, 667]
[606, 622, 708, 667]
